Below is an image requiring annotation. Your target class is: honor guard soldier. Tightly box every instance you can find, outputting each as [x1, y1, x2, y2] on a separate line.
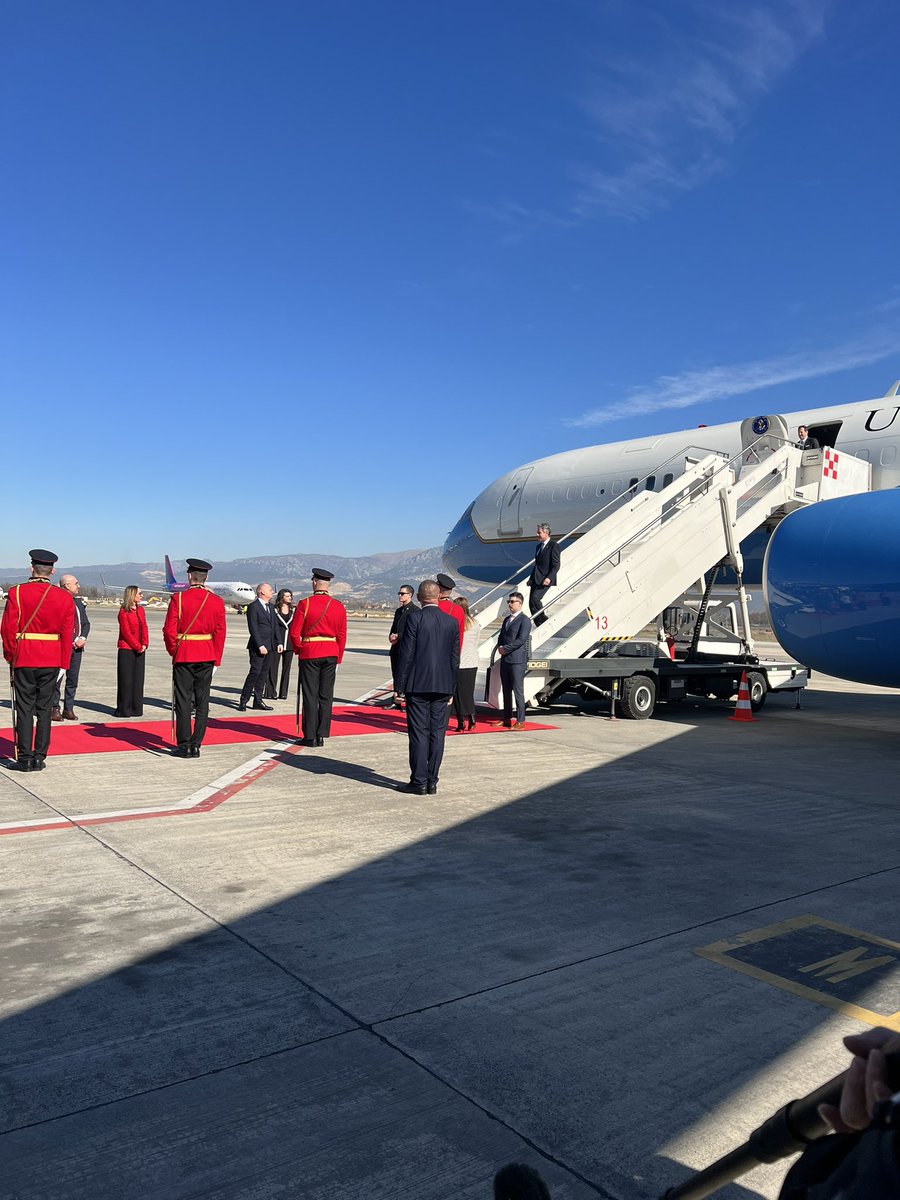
[289, 568, 347, 747]
[1, 550, 75, 771]
[436, 572, 465, 651]
[162, 558, 227, 758]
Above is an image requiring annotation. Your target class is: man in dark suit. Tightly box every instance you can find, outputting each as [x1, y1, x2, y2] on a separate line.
[388, 584, 416, 706]
[529, 523, 561, 626]
[51, 574, 90, 721]
[394, 579, 459, 796]
[796, 425, 820, 450]
[497, 591, 532, 729]
[238, 582, 278, 711]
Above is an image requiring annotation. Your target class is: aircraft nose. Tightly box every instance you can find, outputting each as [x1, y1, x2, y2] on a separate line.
[443, 504, 479, 578]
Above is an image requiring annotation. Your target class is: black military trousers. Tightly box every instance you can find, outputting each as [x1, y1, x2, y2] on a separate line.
[173, 662, 214, 750]
[300, 657, 337, 740]
[53, 647, 83, 712]
[405, 692, 451, 788]
[14, 667, 57, 761]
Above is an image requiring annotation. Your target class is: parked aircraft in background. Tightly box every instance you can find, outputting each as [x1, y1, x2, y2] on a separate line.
[443, 382, 900, 688]
[164, 556, 255, 609]
[97, 561, 255, 609]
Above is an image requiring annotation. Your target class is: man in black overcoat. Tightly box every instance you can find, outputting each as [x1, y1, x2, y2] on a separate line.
[394, 579, 459, 796]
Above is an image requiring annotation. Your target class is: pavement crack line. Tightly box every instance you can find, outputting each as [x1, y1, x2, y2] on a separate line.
[5, 743, 898, 1196]
[0, 766, 618, 1191]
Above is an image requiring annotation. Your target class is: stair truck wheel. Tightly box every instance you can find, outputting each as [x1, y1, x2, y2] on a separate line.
[746, 670, 767, 712]
[619, 674, 656, 719]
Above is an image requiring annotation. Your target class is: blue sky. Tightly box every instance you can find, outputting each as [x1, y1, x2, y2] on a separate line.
[2, 0, 898, 565]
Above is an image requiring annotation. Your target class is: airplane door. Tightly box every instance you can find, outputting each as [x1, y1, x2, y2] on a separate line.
[499, 467, 532, 535]
[740, 414, 791, 467]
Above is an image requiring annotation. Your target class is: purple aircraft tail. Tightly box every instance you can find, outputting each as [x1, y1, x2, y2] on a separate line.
[164, 555, 180, 590]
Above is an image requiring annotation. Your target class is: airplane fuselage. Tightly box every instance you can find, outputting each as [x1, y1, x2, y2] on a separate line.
[444, 390, 900, 584]
[165, 581, 256, 608]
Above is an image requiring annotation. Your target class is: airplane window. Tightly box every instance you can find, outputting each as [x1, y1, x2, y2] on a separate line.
[566, 486, 576, 500]
[628, 477, 638, 496]
[551, 488, 559, 502]
[880, 446, 897, 466]
[646, 475, 656, 491]
[856, 449, 870, 462]
[581, 484, 592, 499]
[536, 489, 545, 503]
[612, 479, 622, 495]
[663, 472, 674, 487]
[596, 485, 605, 496]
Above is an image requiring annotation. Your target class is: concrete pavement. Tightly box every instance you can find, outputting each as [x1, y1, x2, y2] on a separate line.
[1, 608, 899, 1198]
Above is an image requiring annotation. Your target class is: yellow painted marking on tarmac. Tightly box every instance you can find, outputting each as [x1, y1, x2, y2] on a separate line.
[695, 914, 900, 1031]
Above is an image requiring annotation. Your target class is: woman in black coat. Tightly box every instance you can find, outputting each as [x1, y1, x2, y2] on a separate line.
[264, 589, 295, 700]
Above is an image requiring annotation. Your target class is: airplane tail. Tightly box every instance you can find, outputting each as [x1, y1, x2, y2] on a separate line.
[164, 555, 180, 590]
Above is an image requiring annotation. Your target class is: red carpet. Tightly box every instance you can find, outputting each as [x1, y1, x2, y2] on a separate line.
[0, 707, 556, 758]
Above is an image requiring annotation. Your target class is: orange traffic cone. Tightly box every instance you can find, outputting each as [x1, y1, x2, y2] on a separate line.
[728, 671, 757, 722]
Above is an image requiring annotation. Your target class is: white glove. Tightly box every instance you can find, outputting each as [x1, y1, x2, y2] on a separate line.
[212, 666, 218, 676]
[57, 668, 65, 683]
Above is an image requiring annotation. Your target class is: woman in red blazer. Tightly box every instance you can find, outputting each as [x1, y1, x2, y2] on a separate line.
[116, 585, 149, 717]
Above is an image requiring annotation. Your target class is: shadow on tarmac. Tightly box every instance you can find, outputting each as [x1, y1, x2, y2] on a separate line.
[2, 692, 900, 1198]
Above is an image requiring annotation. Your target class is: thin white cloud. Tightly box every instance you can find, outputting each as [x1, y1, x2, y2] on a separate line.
[568, 326, 900, 428]
[574, 0, 831, 219]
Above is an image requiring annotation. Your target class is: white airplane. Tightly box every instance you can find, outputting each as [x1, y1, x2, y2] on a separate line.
[443, 381, 900, 690]
[444, 382, 900, 586]
[164, 556, 255, 608]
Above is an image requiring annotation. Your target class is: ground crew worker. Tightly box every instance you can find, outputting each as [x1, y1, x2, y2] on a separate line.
[1, 550, 75, 771]
[162, 558, 227, 758]
[289, 568, 347, 747]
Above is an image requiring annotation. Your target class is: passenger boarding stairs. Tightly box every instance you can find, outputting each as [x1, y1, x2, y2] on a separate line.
[472, 414, 871, 710]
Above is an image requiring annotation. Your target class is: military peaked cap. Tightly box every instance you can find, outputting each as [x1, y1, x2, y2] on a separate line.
[186, 558, 212, 572]
[29, 549, 58, 566]
[312, 568, 334, 581]
[436, 572, 455, 590]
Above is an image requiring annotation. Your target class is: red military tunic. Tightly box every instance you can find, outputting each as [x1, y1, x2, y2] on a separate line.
[289, 593, 347, 663]
[438, 597, 465, 652]
[1, 580, 75, 669]
[163, 586, 227, 664]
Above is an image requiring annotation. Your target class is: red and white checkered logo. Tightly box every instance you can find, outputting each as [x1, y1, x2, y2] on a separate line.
[823, 448, 839, 480]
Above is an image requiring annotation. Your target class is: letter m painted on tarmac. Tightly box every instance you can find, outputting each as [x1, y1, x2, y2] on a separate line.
[798, 946, 896, 984]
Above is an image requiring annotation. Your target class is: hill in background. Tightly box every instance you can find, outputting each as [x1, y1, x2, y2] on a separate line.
[0, 548, 486, 607]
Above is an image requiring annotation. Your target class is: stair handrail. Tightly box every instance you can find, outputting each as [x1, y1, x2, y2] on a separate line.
[520, 435, 799, 635]
[470, 441, 737, 620]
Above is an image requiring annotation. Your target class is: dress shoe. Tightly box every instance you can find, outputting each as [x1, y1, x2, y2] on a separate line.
[502, 720, 512, 728]
[63, 709, 77, 721]
[237, 703, 248, 712]
[510, 721, 526, 730]
[466, 718, 476, 732]
[172, 747, 191, 758]
[16, 757, 33, 772]
[31, 758, 46, 771]
[252, 701, 274, 711]
[314, 736, 324, 747]
[426, 783, 438, 795]
[298, 737, 316, 747]
[189, 747, 200, 758]
[396, 782, 426, 795]
[50, 708, 63, 722]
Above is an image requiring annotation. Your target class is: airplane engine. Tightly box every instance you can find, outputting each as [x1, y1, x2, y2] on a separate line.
[764, 491, 900, 687]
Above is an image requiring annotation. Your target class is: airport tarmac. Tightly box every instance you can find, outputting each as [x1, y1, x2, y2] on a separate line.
[2, 606, 900, 1199]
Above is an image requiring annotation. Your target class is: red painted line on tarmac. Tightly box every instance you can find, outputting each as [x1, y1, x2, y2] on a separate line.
[0, 742, 303, 837]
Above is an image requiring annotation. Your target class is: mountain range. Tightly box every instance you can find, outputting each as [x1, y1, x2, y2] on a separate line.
[0, 548, 479, 605]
